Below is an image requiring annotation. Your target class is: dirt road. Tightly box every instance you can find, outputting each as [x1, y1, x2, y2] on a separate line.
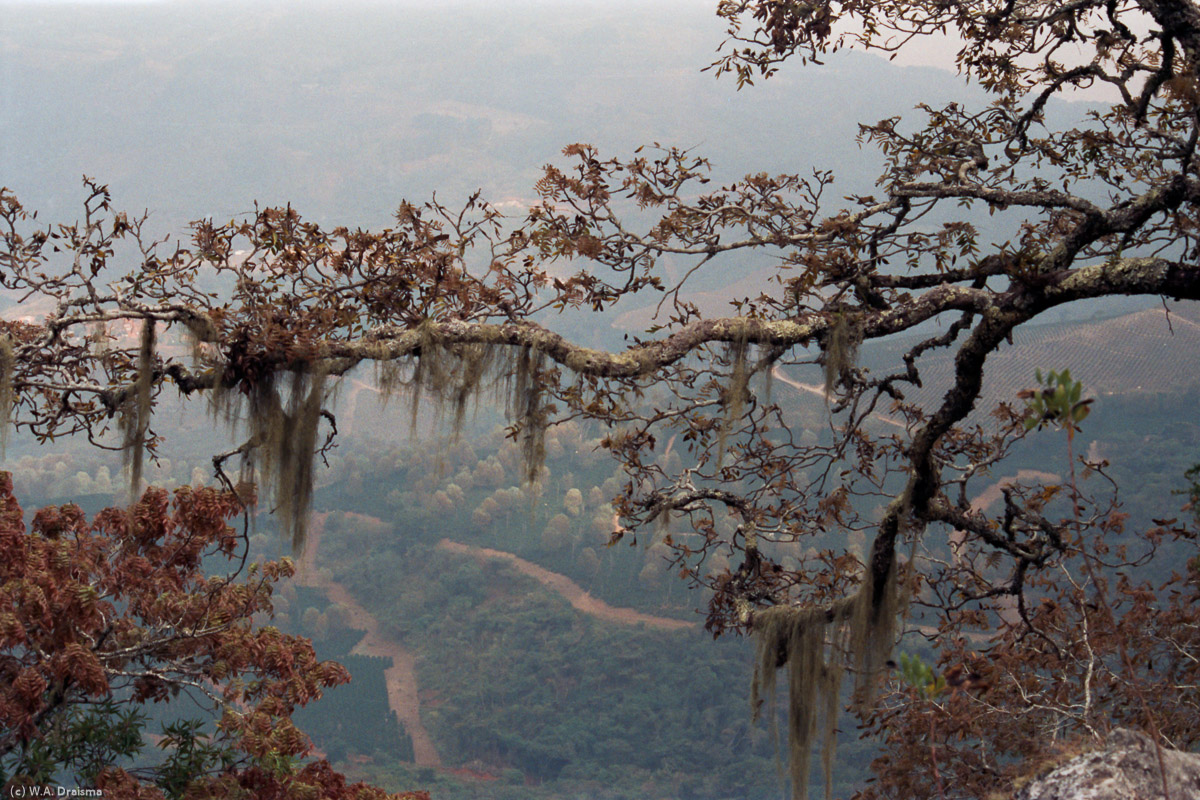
[297, 514, 442, 767]
[771, 367, 907, 429]
[295, 515, 696, 768]
[950, 468, 1060, 558]
[437, 539, 696, 631]
[967, 470, 1060, 516]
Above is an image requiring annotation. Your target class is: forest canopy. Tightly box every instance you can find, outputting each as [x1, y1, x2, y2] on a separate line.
[2, 0, 1200, 798]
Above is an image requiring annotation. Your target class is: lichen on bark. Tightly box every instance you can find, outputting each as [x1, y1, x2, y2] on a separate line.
[0, 334, 13, 455]
[119, 319, 156, 499]
[751, 558, 903, 800]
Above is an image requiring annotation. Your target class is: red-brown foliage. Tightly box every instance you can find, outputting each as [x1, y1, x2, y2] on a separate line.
[0, 471, 420, 799]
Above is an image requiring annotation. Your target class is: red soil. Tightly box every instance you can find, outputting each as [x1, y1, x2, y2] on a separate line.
[436, 539, 695, 631]
[297, 514, 443, 767]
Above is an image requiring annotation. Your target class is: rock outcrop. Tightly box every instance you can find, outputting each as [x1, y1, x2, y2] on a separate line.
[1016, 728, 1200, 800]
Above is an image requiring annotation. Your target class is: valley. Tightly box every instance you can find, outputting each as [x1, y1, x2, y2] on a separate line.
[298, 514, 442, 768]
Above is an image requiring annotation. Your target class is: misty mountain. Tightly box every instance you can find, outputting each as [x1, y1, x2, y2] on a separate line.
[4, 0, 987, 231]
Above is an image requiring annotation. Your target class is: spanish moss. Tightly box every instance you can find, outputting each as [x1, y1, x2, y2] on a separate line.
[822, 311, 860, 401]
[396, 328, 549, 486]
[751, 559, 902, 800]
[507, 345, 549, 485]
[120, 319, 156, 499]
[252, 370, 328, 553]
[0, 334, 13, 456]
[403, 323, 499, 441]
[717, 338, 751, 467]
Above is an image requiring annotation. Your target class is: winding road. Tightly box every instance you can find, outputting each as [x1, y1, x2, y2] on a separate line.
[437, 539, 696, 631]
[950, 469, 1060, 557]
[771, 366, 907, 429]
[296, 466, 1056, 766]
[297, 514, 442, 767]
[295, 514, 697, 768]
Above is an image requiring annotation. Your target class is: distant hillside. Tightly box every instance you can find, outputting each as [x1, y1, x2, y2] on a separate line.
[332, 301, 1200, 443]
[862, 301, 1200, 414]
[3, 1, 994, 232]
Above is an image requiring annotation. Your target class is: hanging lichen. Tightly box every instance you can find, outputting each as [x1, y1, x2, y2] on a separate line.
[249, 369, 328, 553]
[182, 312, 220, 348]
[369, 340, 404, 406]
[90, 321, 112, 360]
[0, 334, 14, 456]
[119, 319, 156, 500]
[405, 323, 439, 434]
[649, 504, 673, 548]
[761, 352, 775, 406]
[822, 311, 861, 400]
[204, 355, 330, 553]
[752, 605, 835, 800]
[716, 337, 751, 469]
[181, 313, 220, 384]
[206, 322, 558, 552]
[506, 345, 549, 485]
[449, 343, 494, 433]
[403, 323, 499, 442]
[845, 558, 905, 711]
[751, 559, 902, 800]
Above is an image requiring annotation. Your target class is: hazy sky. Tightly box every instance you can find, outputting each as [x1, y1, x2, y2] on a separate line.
[0, 0, 927, 223]
[2, 0, 1112, 236]
[0, 0, 969, 80]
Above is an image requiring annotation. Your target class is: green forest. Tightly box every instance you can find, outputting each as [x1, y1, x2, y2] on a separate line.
[4, 352, 1195, 798]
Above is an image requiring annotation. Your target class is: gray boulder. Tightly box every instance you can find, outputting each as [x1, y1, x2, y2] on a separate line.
[1016, 728, 1200, 800]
